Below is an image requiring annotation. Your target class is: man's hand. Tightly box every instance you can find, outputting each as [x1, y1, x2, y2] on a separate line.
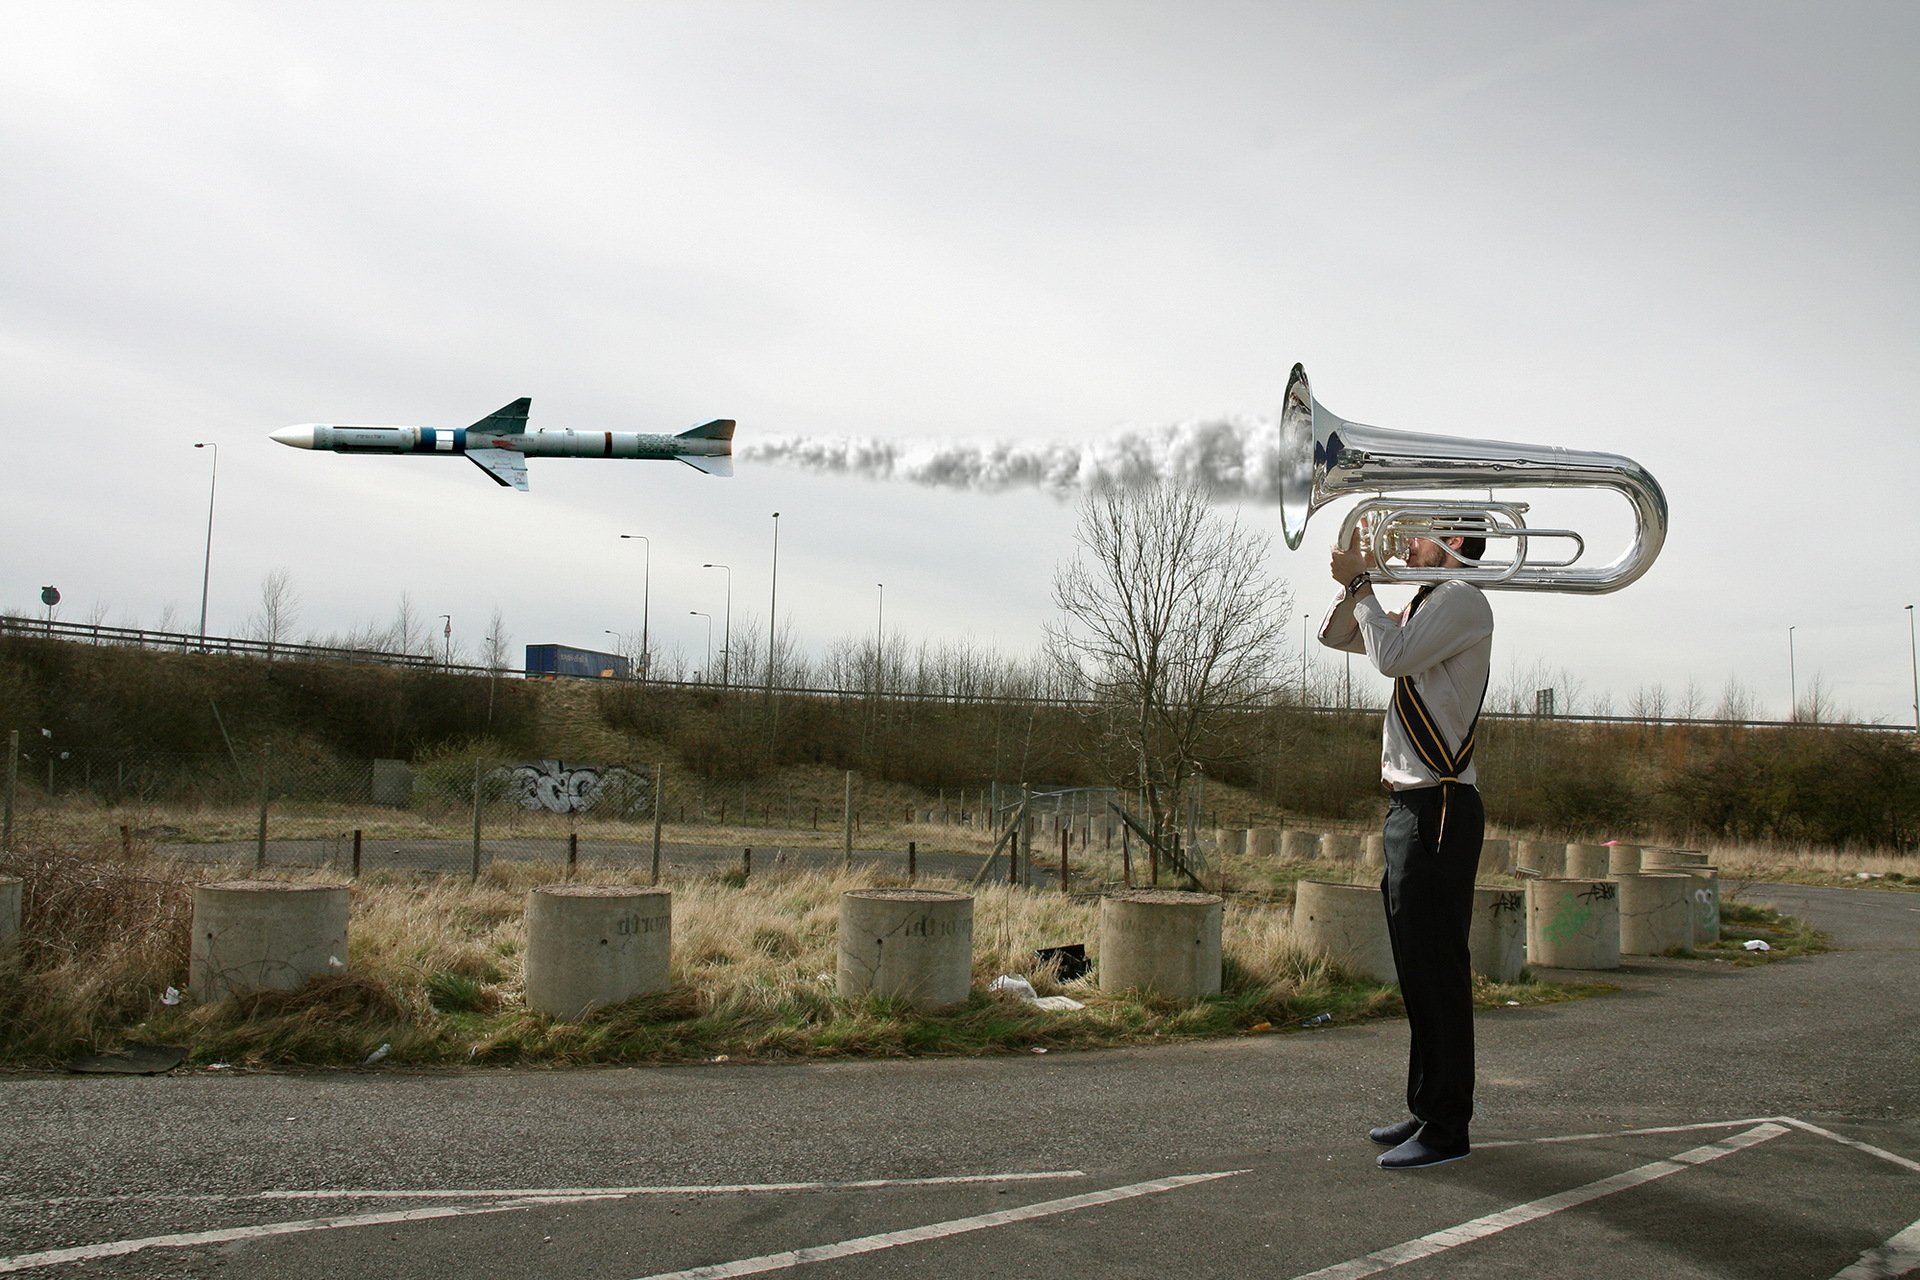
[1330, 527, 1376, 586]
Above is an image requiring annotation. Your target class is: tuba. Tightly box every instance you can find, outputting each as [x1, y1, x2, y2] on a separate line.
[1277, 363, 1668, 593]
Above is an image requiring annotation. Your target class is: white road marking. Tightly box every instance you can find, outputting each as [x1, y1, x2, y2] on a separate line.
[627, 1169, 1248, 1280]
[257, 1169, 1086, 1201]
[1289, 1123, 1789, 1280]
[14, 1170, 1083, 1208]
[1780, 1118, 1920, 1176]
[0, 1172, 1083, 1272]
[0, 1194, 621, 1274]
[1827, 1216, 1920, 1279]
[1474, 1117, 1777, 1148]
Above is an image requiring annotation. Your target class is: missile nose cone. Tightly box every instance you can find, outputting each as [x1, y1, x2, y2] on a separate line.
[272, 425, 316, 449]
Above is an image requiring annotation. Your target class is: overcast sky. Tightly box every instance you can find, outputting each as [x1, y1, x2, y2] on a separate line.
[7, 1, 1918, 724]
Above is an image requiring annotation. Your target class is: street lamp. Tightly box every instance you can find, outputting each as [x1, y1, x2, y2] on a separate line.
[619, 534, 651, 679]
[1788, 626, 1797, 722]
[193, 442, 217, 645]
[702, 563, 732, 687]
[439, 614, 452, 669]
[766, 513, 780, 691]
[690, 610, 712, 681]
[874, 582, 884, 693]
[1906, 604, 1917, 731]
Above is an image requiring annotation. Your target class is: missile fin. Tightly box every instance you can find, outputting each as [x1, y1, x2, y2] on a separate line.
[471, 398, 531, 435]
[676, 418, 735, 443]
[468, 448, 530, 490]
[679, 454, 733, 478]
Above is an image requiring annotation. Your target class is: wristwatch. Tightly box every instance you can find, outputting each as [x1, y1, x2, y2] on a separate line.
[1345, 570, 1371, 597]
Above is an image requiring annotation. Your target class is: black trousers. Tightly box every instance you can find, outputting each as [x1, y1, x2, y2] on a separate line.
[1381, 783, 1483, 1142]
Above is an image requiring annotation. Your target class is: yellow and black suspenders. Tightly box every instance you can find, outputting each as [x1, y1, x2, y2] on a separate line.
[1393, 586, 1489, 842]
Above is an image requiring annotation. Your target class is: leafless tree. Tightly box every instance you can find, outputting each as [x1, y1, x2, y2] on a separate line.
[483, 608, 511, 672]
[1045, 482, 1291, 850]
[246, 569, 300, 659]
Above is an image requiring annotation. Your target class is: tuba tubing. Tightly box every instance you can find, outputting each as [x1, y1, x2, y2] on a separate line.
[1277, 363, 1668, 594]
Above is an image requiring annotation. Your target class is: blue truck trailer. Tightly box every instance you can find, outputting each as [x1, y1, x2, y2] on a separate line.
[525, 644, 630, 680]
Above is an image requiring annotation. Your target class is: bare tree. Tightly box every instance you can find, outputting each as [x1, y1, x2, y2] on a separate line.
[484, 607, 511, 671]
[1045, 483, 1291, 853]
[246, 569, 300, 659]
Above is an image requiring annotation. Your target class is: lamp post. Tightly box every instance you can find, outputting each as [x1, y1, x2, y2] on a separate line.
[1788, 626, 1797, 722]
[619, 534, 650, 679]
[765, 513, 780, 691]
[604, 629, 626, 678]
[193, 442, 218, 645]
[690, 611, 712, 682]
[1906, 604, 1917, 731]
[702, 563, 732, 687]
[874, 582, 884, 694]
[439, 614, 452, 669]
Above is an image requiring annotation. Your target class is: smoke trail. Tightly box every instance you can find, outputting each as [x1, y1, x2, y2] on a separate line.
[738, 416, 1285, 504]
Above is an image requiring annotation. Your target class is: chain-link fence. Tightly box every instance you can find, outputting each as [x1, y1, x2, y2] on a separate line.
[0, 738, 1220, 891]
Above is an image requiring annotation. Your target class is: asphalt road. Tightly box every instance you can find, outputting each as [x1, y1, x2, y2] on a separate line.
[1, 883, 1915, 1279]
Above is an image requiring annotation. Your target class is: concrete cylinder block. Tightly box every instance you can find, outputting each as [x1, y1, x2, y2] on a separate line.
[1517, 839, 1565, 878]
[525, 884, 672, 1020]
[1684, 868, 1721, 943]
[1363, 834, 1385, 869]
[1470, 886, 1527, 982]
[1214, 828, 1247, 857]
[0, 875, 21, 951]
[1319, 833, 1361, 863]
[1477, 838, 1513, 877]
[189, 880, 350, 1001]
[1292, 880, 1395, 984]
[1606, 843, 1644, 875]
[838, 889, 973, 1010]
[1526, 879, 1620, 970]
[1098, 889, 1223, 1000]
[1248, 827, 1282, 858]
[1642, 848, 1710, 869]
[1616, 873, 1695, 955]
[1281, 830, 1321, 861]
[1565, 843, 1611, 879]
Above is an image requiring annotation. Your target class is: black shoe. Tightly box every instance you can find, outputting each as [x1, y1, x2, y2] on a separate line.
[1368, 1118, 1421, 1147]
[1377, 1130, 1471, 1170]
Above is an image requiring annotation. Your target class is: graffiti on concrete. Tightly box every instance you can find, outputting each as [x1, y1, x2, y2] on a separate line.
[491, 761, 651, 816]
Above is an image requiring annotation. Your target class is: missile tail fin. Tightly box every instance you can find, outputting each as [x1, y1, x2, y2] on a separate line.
[677, 418, 735, 443]
[680, 454, 733, 478]
[469, 448, 530, 490]
[471, 398, 531, 435]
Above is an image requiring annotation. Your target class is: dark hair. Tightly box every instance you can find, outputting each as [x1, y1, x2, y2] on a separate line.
[1457, 535, 1487, 564]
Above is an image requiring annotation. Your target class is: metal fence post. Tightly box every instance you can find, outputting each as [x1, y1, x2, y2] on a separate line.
[908, 839, 916, 883]
[352, 828, 362, 879]
[2, 729, 16, 852]
[650, 761, 665, 885]
[841, 770, 854, 870]
[470, 759, 483, 883]
[254, 745, 271, 872]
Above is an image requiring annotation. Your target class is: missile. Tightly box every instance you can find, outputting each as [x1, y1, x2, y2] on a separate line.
[270, 398, 733, 491]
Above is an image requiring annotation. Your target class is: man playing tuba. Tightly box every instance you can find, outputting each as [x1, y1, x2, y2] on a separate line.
[1320, 516, 1493, 1170]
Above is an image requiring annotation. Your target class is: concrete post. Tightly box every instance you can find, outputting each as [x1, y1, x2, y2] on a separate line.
[1477, 837, 1513, 876]
[1606, 842, 1643, 875]
[1281, 830, 1320, 862]
[1293, 880, 1395, 983]
[1247, 827, 1281, 858]
[1470, 886, 1526, 982]
[838, 889, 972, 1009]
[1319, 832, 1361, 863]
[1565, 843, 1611, 879]
[1099, 889, 1223, 999]
[1616, 872, 1694, 955]
[525, 884, 672, 1020]
[1686, 868, 1721, 943]
[189, 880, 350, 1001]
[1525, 879, 1620, 970]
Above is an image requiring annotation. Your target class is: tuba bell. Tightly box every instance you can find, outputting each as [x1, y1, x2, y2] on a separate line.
[1277, 363, 1668, 594]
